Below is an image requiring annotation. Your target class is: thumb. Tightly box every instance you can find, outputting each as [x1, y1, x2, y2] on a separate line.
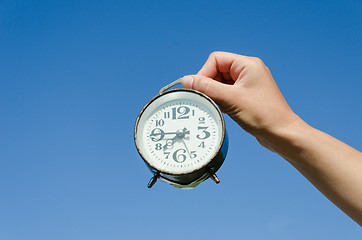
[181, 75, 234, 108]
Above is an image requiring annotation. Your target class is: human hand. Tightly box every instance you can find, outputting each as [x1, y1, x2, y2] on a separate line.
[182, 52, 362, 226]
[181, 51, 300, 148]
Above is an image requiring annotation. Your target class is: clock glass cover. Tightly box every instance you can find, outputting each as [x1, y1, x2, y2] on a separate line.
[135, 89, 224, 175]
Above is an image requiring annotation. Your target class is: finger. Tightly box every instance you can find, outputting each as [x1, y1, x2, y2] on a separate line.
[181, 75, 234, 106]
[197, 51, 251, 82]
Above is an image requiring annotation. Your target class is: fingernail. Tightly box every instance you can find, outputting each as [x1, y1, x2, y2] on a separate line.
[181, 76, 194, 89]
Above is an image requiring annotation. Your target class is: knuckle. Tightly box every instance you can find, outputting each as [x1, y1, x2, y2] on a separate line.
[209, 51, 225, 59]
[209, 51, 218, 59]
[265, 65, 271, 73]
[248, 57, 265, 69]
[252, 57, 264, 65]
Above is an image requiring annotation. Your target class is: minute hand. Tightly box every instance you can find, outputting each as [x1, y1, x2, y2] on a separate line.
[181, 139, 192, 158]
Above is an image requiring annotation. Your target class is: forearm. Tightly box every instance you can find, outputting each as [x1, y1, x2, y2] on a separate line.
[261, 117, 362, 226]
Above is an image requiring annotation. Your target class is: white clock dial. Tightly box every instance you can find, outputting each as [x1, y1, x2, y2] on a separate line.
[135, 90, 224, 175]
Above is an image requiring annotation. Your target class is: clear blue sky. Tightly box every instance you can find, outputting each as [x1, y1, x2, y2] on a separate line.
[1, 0, 361, 239]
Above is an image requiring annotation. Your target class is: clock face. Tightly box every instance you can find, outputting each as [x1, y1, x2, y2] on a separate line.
[135, 90, 224, 175]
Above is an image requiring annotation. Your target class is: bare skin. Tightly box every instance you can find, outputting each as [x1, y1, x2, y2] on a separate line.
[181, 51, 362, 226]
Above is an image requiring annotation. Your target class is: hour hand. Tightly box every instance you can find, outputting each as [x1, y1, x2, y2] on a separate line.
[150, 128, 178, 142]
[163, 138, 176, 150]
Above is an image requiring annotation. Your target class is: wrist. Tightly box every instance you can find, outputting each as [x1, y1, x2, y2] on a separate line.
[256, 115, 313, 163]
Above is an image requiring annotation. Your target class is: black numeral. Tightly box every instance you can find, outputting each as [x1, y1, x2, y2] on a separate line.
[155, 143, 162, 150]
[150, 128, 165, 142]
[196, 126, 210, 140]
[156, 119, 164, 126]
[198, 117, 205, 124]
[164, 152, 170, 159]
[172, 149, 187, 163]
[198, 142, 205, 148]
[171, 106, 190, 119]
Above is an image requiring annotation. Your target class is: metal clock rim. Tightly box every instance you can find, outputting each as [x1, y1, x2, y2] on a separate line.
[134, 88, 226, 176]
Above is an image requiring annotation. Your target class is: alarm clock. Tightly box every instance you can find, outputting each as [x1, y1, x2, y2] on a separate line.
[134, 79, 228, 189]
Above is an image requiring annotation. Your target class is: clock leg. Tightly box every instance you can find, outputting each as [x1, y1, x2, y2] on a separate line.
[147, 172, 159, 188]
[209, 170, 220, 184]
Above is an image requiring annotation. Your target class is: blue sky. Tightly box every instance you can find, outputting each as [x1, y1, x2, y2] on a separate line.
[0, 0, 361, 239]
